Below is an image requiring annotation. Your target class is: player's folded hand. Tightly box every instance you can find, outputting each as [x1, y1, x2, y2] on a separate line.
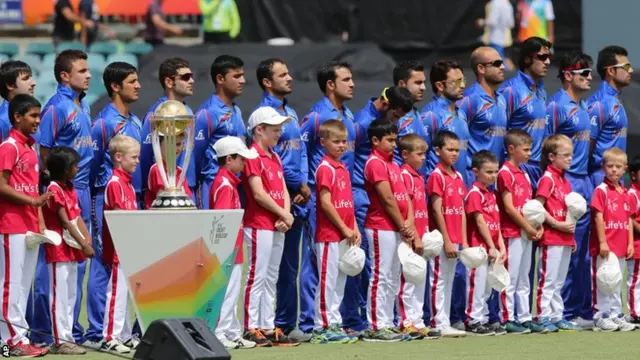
[413, 237, 424, 256]
[83, 244, 95, 258]
[353, 229, 362, 246]
[33, 192, 53, 207]
[292, 194, 305, 205]
[627, 243, 635, 260]
[444, 242, 458, 259]
[282, 213, 294, 228]
[275, 220, 290, 233]
[599, 243, 610, 259]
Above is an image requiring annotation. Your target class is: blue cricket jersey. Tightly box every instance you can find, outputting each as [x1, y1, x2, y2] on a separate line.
[546, 89, 591, 176]
[0, 100, 10, 141]
[587, 81, 628, 171]
[459, 82, 508, 164]
[40, 85, 94, 189]
[193, 94, 246, 182]
[257, 92, 309, 217]
[353, 98, 382, 189]
[140, 96, 196, 192]
[420, 95, 470, 179]
[90, 103, 143, 193]
[499, 71, 548, 163]
[300, 96, 356, 187]
[394, 107, 427, 173]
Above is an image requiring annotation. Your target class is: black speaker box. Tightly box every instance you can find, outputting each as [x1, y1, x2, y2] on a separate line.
[133, 318, 231, 360]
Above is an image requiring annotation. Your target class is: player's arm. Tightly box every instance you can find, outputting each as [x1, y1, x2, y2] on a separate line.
[535, 195, 574, 234]
[374, 180, 407, 233]
[39, 105, 65, 172]
[431, 194, 456, 258]
[628, 218, 635, 259]
[587, 101, 603, 161]
[193, 109, 214, 182]
[282, 177, 291, 214]
[319, 188, 354, 243]
[299, 139, 310, 201]
[501, 189, 539, 239]
[0, 145, 51, 206]
[90, 118, 106, 189]
[593, 210, 608, 258]
[55, 206, 91, 248]
[466, 191, 496, 252]
[247, 176, 290, 221]
[472, 212, 496, 250]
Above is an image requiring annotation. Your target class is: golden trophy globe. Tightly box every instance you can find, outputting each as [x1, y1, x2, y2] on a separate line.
[149, 100, 197, 209]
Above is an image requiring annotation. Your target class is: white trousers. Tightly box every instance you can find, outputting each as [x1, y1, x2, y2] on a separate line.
[243, 228, 285, 331]
[49, 261, 78, 344]
[365, 229, 401, 331]
[465, 261, 492, 325]
[314, 242, 346, 330]
[216, 263, 243, 341]
[397, 264, 426, 329]
[499, 237, 533, 323]
[0, 234, 38, 346]
[103, 263, 132, 342]
[628, 259, 640, 319]
[535, 245, 571, 322]
[592, 255, 625, 319]
[429, 245, 460, 329]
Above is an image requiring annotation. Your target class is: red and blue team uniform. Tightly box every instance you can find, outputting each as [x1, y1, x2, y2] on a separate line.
[459, 82, 508, 166]
[421, 95, 471, 188]
[194, 94, 246, 209]
[257, 93, 310, 331]
[140, 96, 196, 202]
[0, 100, 10, 141]
[546, 88, 593, 322]
[298, 96, 361, 333]
[34, 84, 94, 344]
[587, 81, 628, 186]
[499, 71, 548, 189]
[394, 107, 427, 168]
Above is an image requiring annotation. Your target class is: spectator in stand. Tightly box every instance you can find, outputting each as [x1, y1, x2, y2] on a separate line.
[52, 0, 95, 46]
[517, 0, 555, 44]
[199, 0, 241, 44]
[145, 0, 184, 46]
[79, 0, 116, 47]
[477, 0, 515, 72]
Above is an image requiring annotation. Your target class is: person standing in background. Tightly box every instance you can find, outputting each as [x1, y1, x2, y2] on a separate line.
[517, 0, 555, 44]
[477, 0, 515, 72]
[52, 0, 95, 46]
[79, 0, 116, 47]
[199, 0, 241, 44]
[145, 0, 184, 46]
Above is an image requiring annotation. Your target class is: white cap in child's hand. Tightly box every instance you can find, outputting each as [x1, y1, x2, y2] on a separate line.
[338, 240, 365, 276]
[212, 136, 259, 159]
[247, 107, 291, 131]
[397, 242, 427, 284]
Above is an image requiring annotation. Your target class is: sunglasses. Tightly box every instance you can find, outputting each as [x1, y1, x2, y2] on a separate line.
[484, 60, 503, 68]
[441, 77, 466, 88]
[173, 73, 194, 81]
[606, 63, 632, 72]
[566, 68, 592, 77]
[535, 53, 552, 62]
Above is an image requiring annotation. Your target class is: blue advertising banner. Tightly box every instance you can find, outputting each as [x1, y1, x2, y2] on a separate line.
[0, 0, 23, 24]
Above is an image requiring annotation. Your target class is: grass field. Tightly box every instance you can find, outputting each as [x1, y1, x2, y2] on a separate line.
[55, 331, 640, 360]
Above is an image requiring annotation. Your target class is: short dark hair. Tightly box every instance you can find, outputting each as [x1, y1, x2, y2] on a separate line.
[103, 62, 137, 98]
[433, 130, 459, 149]
[398, 133, 427, 154]
[159, 57, 190, 89]
[367, 118, 398, 143]
[317, 61, 351, 94]
[430, 60, 462, 93]
[629, 155, 640, 175]
[519, 36, 553, 71]
[471, 150, 498, 170]
[54, 50, 88, 83]
[382, 86, 414, 113]
[256, 58, 286, 91]
[210, 55, 244, 86]
[393, 60, 424, 85]
[217, 154, 238, 166]
[0, 60, 32, 100]
[504, 128, 533, 148]
[597, 45, 629, 80]
[558, 50, 593, 80]
[8, 94, 40, 125]
[46, 146, 81, 182]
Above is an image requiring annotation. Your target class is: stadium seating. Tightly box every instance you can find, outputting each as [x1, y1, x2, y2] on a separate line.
[0, 43, 20, 57]
[106, 53, 139, 68]
[34, 82, 56, 105]
[12, 54, 43, 74]
[56, 41, 86, 53]
[88, 53, 107, 73]
[25, 42, 56, 56]
[89, 41, 120, 56]
[124, 41, 153, 56]
[37, 71, 58, 90]
[0, 54, 8, 64]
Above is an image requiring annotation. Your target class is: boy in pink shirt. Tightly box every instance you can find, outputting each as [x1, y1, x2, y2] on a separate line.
[590, 148, 635, 332]
[427, 130, 467, 337]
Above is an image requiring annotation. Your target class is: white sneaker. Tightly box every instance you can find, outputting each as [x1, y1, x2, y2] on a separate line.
[611, 316, 636, 332]
[221, 339, 240, 350]
[233, 337, 256, 349]
[593, 316, 619, 332]
[451, 321, 466, 331]
[101, 339, 132, 353]
[82, 339, 104, 350]
[441, 326, 467, 338]
[571, 317, 594, 330]
[124, 334, 141, 349]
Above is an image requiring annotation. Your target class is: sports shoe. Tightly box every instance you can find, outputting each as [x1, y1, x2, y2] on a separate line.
[50, 342, 87, 355]
[389, 327, 413, 341]
[30, 344, 48, 356]
[418, 327, 442, 339]
[571, 317, 594, 330]
[264, 328, 300, 347]
[539, 318, 559, 333]
[234, 337, 257, 349]
[287, 328, 313, 343]
[593, 314, 619, 332]
[10, 343, 45, 357]
[521, 320, 549, 334]
[361, 328, 405, 342]
[310, 328, 353, 344]
[342, 327, 363, 340]
[101, 339, 131, 353]
[452, 321, 466, 331]
[554, 319, 582, 332]
[244, 329, 272, 347]
[81, 339, 103, 350]
[465, 323, 495, 336]
[124, 334, 141, 349]
[221, 339, 240, 350]
[611, 315, 636, 332]
[440, 326, 467, 338]
[327, 326, 358, 343]
[625, 314, 640, 328]
[399, 324, 424, 340]
[505, 321, 531, 334]
[486, 322, 506, 336]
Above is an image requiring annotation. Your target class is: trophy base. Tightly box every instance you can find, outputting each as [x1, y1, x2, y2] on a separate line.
[150, 190, 197, 210]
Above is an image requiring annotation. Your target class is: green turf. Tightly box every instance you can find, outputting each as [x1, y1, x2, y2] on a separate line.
[58, 331, 640, 360]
